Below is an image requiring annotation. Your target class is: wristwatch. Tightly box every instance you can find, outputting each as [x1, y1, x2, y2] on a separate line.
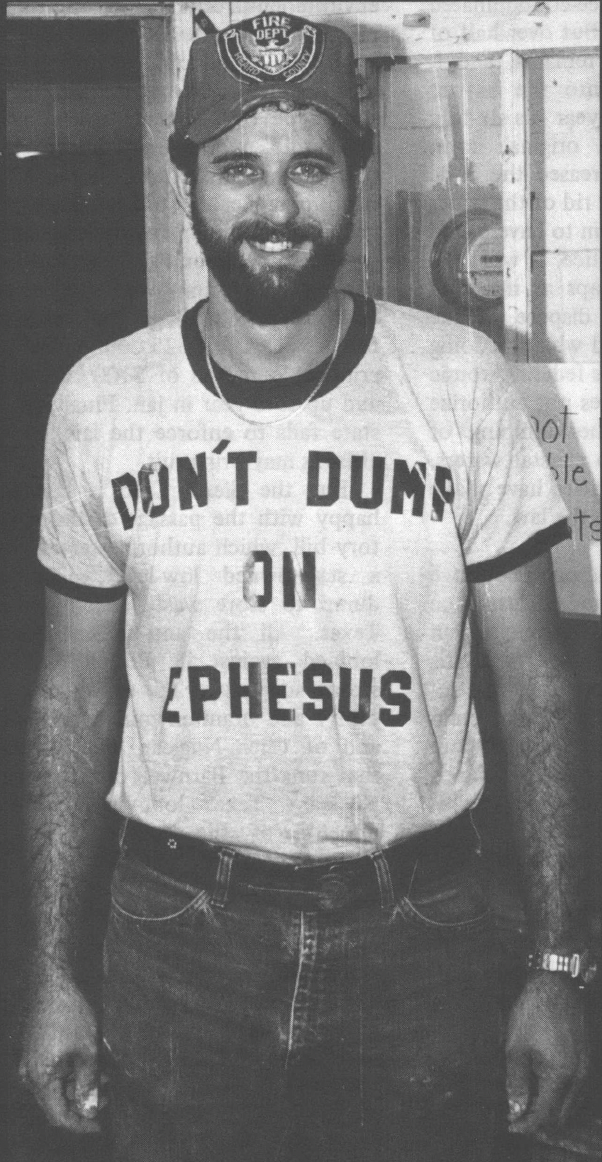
[526, 950, 598, 987]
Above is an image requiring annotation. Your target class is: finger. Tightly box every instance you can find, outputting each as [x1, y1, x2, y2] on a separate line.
[97, 1071, 110, 1110]
[509, 1073, 566, 1135]
[74, 1055, 100, 1120]
[505, 1048, 531, 1124]
[37, 1074, 101, 1134]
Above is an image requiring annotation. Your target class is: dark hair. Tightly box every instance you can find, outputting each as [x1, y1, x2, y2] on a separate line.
[168, 108, 374, 182]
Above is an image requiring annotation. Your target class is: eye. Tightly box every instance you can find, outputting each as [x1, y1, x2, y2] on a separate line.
[290, 160, 329, 183]
[219, 162, 259, 182]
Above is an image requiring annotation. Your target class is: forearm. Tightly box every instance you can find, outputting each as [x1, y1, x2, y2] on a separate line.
[499, 659, 589, 951]
[25, 676, 123, 988]
[474, 557, 590, 1132]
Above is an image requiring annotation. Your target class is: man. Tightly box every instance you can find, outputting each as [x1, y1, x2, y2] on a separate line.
[20, 11, 593, 1162]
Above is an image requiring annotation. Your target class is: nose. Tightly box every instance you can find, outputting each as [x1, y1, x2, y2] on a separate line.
[255, 174, 299, 225]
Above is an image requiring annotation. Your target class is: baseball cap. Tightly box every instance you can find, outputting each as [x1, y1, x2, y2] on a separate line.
[174, 10, 361, 145]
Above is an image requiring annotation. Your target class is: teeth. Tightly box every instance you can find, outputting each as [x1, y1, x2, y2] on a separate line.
[254, 240, 293, 252]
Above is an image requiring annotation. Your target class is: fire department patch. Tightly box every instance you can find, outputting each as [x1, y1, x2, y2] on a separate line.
[217, 12, 324, 85]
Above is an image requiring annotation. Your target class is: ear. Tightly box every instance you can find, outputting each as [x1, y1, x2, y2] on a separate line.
[169, 164, 193, 221]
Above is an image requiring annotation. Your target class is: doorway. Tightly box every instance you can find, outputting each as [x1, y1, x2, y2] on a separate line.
[4, 19, 146, 1160]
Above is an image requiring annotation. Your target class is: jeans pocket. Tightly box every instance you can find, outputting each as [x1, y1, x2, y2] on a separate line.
[396, 862, 491, 932]
[110, 852, 212, 924]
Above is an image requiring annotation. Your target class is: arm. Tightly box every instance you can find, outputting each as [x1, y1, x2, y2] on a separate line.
[472, 551, 589, 1135]
[19, 588, 126, 1133]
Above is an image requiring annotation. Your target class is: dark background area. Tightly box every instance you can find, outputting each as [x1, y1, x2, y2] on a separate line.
[3, 20, 146, 1160]
[2, 16, 600, 1162]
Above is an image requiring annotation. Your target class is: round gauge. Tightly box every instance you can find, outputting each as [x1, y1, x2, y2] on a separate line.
[463, 227, 504, 300]
[430, 209, 503, 310]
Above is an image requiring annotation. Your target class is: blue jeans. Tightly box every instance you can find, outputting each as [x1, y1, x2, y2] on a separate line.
[103, 843, 505, 1161]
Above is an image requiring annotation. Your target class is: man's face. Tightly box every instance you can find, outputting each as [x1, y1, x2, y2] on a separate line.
[191, 106, 356, 324]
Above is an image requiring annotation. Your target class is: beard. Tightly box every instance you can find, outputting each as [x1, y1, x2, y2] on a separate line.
[190, 199, 356, 325]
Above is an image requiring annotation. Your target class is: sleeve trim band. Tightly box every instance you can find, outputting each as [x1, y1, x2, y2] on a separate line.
[39, 564, 127, 603]
[466, 519, 571, 583]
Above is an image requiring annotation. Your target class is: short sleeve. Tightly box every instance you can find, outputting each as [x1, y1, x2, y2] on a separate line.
[462, 340, 570, 582]
[38, 367, 127, 600]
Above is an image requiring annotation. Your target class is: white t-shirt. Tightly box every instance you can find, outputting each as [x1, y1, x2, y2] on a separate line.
[39, 297, 569, 861]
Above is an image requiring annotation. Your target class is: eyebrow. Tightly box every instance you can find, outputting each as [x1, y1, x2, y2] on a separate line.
[209, 149, 338, 166]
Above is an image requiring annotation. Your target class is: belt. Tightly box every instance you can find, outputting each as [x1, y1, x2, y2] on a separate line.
[121, 811, 477, 912]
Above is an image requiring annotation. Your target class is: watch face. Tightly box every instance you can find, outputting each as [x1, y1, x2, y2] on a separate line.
[430, 209, 503, 310]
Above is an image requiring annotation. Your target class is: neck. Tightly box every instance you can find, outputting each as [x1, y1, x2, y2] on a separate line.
[200, 278, 346, 380]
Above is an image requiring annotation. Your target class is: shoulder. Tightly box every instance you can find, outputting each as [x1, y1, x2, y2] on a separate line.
[50, 315, 186, 422]
[371, 301, 514, 420]
[373, 300, 499, 367]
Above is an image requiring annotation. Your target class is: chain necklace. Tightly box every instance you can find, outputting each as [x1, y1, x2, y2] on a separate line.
[204, 297, 343, 427]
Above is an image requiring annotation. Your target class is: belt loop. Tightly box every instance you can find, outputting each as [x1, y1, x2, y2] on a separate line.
[371, 849, 395, 909]
[211, 848, 235, 909]
[119, 818, 129, 851]
[468, 808, 483, 856]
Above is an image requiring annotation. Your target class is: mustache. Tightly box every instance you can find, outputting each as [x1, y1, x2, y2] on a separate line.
[229, 220, 324, 247]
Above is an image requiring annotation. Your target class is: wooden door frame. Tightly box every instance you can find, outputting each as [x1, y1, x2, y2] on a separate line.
[7, 0, 185, 323]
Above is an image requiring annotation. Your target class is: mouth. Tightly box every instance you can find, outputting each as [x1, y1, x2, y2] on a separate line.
[242, 237, 313, 263]
[252, 239, 294, 252]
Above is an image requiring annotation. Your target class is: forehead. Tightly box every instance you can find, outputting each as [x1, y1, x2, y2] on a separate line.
[200, 105, 345, 162]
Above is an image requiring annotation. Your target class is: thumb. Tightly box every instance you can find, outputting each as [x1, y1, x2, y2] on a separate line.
[506, 1045, 531, 1125]
[74, 1052, 99, 1119]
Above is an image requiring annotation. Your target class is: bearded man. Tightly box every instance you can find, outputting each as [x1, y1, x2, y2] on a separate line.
[20, 12, 593, 1162]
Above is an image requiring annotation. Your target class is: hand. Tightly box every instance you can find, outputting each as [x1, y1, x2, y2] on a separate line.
[19, 973, 103, 1133]
[505, 972, 589, 1136]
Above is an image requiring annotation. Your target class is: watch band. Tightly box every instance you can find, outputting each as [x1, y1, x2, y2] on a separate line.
[526, 950, 597, 985]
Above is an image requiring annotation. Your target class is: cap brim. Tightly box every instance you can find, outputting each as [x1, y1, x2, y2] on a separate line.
[185, 87, 361, 145]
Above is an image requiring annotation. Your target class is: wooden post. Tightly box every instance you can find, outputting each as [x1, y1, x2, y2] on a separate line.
[170, 2, 231, 310]
[501, 49, 531, 361]
[140, 16, 183, 323]
[357, 57, 382, 300]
